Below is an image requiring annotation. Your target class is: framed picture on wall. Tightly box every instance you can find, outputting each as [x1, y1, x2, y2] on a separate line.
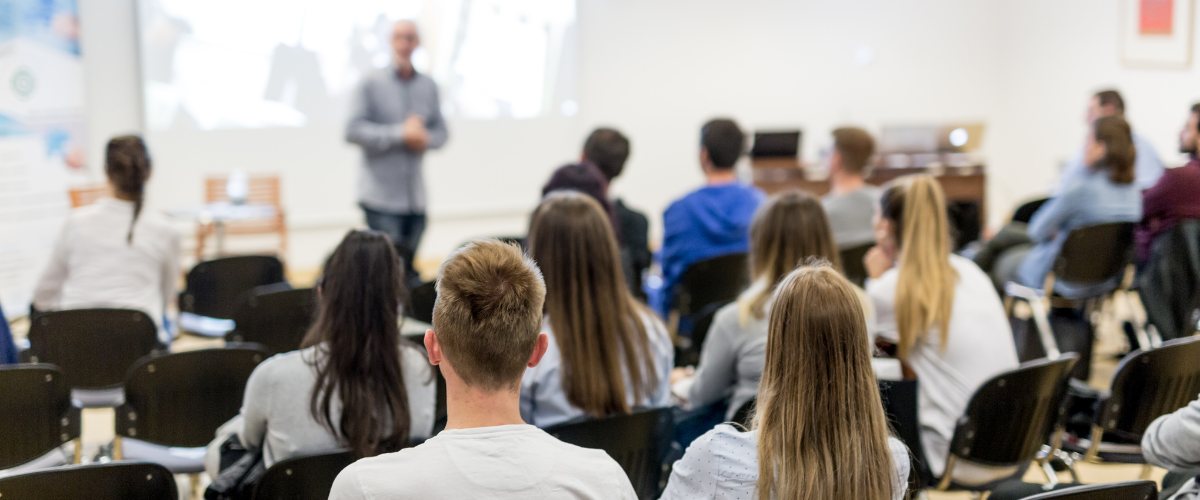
[1121, 0, 1195, 69]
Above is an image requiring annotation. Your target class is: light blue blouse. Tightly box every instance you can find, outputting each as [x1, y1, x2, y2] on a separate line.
[519, 311, 674, 428]
[660, 424, 910, 500]
[1018, 169, 1142, 298]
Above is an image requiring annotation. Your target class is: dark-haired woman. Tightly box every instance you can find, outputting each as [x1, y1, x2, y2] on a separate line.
[977, 116, 1143, 297]
[206, 231, 435, 473]
[33, 136, 180, 342]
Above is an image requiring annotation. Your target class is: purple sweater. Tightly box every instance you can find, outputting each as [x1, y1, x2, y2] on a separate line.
[1138, 160, 1200, 261]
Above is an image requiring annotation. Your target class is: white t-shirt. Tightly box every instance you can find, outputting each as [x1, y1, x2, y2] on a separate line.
[33, 198, 181, 342]
[328, 424, 637, 500]
[866, 254, 1019, 477]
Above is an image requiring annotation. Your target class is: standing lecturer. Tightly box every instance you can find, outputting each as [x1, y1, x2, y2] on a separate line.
[345, 20, 448, 279]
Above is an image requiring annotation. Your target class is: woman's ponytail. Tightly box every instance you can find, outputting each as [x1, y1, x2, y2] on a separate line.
[105, 136, 151, 244]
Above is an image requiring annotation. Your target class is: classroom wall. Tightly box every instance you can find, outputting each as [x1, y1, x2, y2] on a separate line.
[75, 0, 1200, 272]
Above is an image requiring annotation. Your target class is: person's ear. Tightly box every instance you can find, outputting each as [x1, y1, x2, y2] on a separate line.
[527, 333, 550, 368]
[424, 329, 442, 365]
[699, 148, 712, 169]
[829, 150, 843, 173]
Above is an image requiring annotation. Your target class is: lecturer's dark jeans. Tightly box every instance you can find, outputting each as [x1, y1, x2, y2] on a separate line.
[362, 205, 426, 284]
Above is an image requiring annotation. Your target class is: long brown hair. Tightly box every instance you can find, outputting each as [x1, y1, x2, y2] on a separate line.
[302, 230, 411, 458]
[879, 175, 958, 360]
[1091, 115, 1136, 184]
[105, 136, 151, 243]
[527, 191, 659, 418]
[755, 263, 896, 500]
[739, 190, 840, 322]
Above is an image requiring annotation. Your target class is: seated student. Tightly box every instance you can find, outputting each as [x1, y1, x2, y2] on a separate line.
[1142, 392, 1200, 500]
[33, 136, 180, 342]
[521, 192, 673, 427]
[330, 240, 637, 499]
[822, 126, 881, 249]
[1138, 104, 1200, 263]
[0, 298, 14, 365]
[866, 175, 1019, 483]
[206, 231, 436, 475]
[658, 118, 765, 316]
[541, 162, 619, 239]
[661, 264, 909, 500]
[975, 116, 1142, 297]
[582, 127, 652, 301]
[673, 190, 844, 420]
[1058, 89, 1164, 192]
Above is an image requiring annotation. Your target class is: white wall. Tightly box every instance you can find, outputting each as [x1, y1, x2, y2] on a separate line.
[75, 0, 1200, 272]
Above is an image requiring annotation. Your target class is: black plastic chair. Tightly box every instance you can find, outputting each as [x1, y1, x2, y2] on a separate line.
[545, 408, 674, 500]
[407, 281, 437, 325]
[1005, 223, 1139, 379]
[253, 451, 358, 500]
[0, 365, 81, 471]
[114, 346, 269, 475]
[878, 379, 934, 488]
[227, 286, 316, 354]
[180, 255, 287, 336]
[1064, 336, 1200, 475]
[840, 243, 874, 288]
[0, 461, 177, 500]
[25, 308, 162, 407]
[1022, 480, 1158, 500]
[731, 397, 756, 429]
[936, 355, 1079, 492]
[674, 299, 730, 367]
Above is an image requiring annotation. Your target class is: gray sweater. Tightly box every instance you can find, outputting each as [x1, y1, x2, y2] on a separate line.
[1143, 393, 1200, 500]
[206, 344, 436, 474]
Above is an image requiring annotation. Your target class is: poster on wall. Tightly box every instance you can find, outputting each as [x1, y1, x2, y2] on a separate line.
[1121, 0, 1195, 68]
[0, 0, 88, 318]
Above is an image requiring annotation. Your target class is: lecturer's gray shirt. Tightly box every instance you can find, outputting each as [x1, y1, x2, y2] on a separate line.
[345, 67, 448, 214]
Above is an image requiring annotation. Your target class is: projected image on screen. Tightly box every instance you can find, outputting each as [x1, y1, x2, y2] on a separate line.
[137, 0, 577, 130]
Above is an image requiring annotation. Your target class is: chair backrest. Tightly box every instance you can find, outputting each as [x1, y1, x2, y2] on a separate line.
[878, 379, 932, 485]
[407, 281, 437, 325]
[116, 347, 268, 448]
[68, 185, 111, 208]
[675, 253, 751, 318]
[1100, 336, 1200, 441]
[1022, 480, 1158, 500]
[26, 309, 161, 390]
[545, 408, 674, 500]
[840, 243, 874, 287]
[1054, 222, 1135, 286]
[181, 255, 287, 319]
[675, 299, 731, 367]
[948, 355, 1078, 467]
[0, 365, 80, 470]
[732, 397, 756, 429]
[253, 451, 357, 500]
[0, 461, 177, 500]
[228, 286, 316, 354]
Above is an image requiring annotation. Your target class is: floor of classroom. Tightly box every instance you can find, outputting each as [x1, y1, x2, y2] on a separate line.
[7, 266, 1172, 499]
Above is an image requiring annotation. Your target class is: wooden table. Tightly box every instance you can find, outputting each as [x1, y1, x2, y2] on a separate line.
[751, 158, 987, 224]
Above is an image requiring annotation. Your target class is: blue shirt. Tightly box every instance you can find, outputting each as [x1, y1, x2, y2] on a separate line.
[1057, 132, 1164, 192]
[0, 300, 14, 365]
[1019, 170, 1142, 298]
[657, 183, 765, 316]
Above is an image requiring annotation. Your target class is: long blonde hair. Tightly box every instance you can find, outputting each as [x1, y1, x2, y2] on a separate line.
[737, 190, 840, 325]
[754, 264, 896, 500]
[879, 175, 958, 359]
[527, 191, 658, 417]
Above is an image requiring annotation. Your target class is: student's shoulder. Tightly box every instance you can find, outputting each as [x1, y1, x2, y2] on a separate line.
[948, 255, 993, 289]
[137, 210, 180, 235]
[688, 424, 756, 463]
[251, 348, 311, 380]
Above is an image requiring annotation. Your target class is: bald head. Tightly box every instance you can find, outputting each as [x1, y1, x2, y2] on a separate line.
[391, 20, 420, 70]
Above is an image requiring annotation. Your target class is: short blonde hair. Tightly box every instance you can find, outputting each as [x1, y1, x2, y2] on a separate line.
[433, 240, 546, 391]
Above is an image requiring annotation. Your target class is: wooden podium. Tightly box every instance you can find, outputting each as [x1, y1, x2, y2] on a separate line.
[750, 157, 987, 225]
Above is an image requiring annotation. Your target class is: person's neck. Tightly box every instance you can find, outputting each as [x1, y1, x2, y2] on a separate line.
[830, 172, 866, 196]
[705, 169, 738, 186]
[443, 381, 526, 430]
[396, 62, 416, 80]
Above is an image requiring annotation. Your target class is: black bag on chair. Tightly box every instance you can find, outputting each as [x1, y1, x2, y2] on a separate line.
[205, 435, 266, 500]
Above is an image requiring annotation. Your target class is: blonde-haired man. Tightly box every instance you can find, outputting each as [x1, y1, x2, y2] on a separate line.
[329, 240, 636, 499]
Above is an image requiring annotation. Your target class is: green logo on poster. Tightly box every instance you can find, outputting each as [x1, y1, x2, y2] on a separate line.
[11, 67, 35, 100]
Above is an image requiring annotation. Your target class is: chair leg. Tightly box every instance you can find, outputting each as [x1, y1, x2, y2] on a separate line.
[190, 473, 203, 499]
[1140, 463, 1154, 481]
[937, 455, 957, 491]
[72, 438, 82, 464]
[112, 436, 123, 461]
[1122, 292, 1153, 350]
